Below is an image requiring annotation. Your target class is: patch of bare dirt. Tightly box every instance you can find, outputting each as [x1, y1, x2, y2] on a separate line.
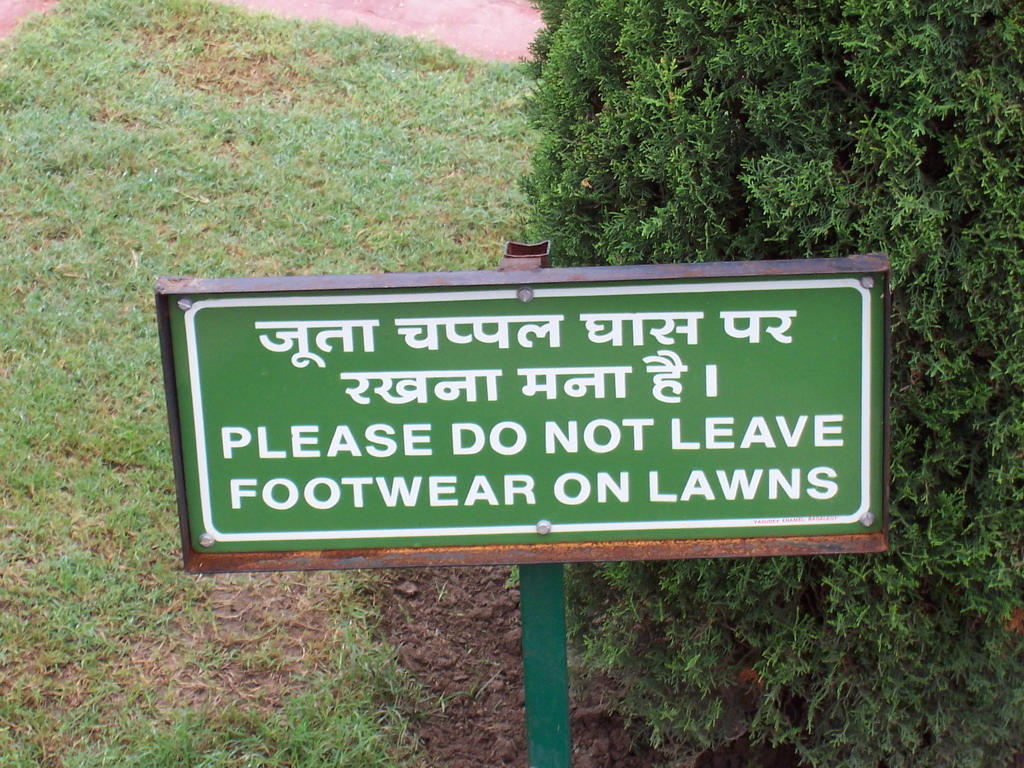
[692, 738, 799, 768]
[374, 566, 664, 768]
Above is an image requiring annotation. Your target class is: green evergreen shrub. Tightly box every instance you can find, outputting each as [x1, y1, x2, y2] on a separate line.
[525, 1, 1024, 765]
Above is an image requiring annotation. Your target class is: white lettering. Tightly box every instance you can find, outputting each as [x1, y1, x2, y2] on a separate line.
[621, 418, 654, 450]
[255, 320, 378, 367]
[807, 466, 839, 499]
[465, 475, 500, 506]
[715, 469, 763, 500]
[341, 477, 372, 507]
[706, 365, 718, 397]
[452, 423, 486, 455]
[262, 478, 299, 510]
[545, 421, 578, 454]
[580, 312, 703, 346]
[670, 418, 701, 450]
[583, 419, 620, 453]
[768, 468, 801, 500]
[303, 477, 340, 509]
[519, 366, 631, 400]
[291, 425, 321, 458]
[504, 475, 536, 505]
[428, 476, 458, 507]
[814, 415, 844, 447]
[776, 415, 808, 447]
[327, 425, 362, 457]
[721, 310, 797, 343]
[680, 470, 716, 501]
[257, 426, 287, 459]
[545, 419, 653, 453]
[365, 424, 397, 458]
[452, 422, 527, 455]
[403, 424, 432, 456]
[394, 315, 563, 350]
[706, 418, 735, 449]
[229, 478, 257, 508]
[640, 467, 839, 504]
[597, 472, 630, 503]
[739, 417, 776, 449]
[229, 475, 553, 512]
[491, 422, 528, 456]
[340, 369, 501, 405]
[643, 349, 687, 403]
[221, 428, 251, 459]
[648, 471, 677, 502]
[375, 476, 422, 507]
[554, 473, 590, 505]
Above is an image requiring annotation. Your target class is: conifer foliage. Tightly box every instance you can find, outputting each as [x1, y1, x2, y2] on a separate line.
[525, 2, 1024, 765]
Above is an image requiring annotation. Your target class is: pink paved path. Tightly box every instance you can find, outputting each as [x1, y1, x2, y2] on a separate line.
[0, 0, 55, 39]
[0, 0, 542, 61]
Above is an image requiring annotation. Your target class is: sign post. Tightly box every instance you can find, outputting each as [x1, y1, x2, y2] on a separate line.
[520, 562, 571, 768]
[157, 252, 889, 766]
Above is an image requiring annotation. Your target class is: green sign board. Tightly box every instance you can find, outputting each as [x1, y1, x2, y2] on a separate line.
[157, 257, 889, 571]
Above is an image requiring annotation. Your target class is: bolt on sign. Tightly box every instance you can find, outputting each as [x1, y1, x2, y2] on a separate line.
[156, 255, 889, 573]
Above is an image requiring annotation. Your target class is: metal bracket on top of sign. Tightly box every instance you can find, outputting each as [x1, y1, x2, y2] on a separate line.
[500, 240, 551, 270]
[156, 249, 890, 575]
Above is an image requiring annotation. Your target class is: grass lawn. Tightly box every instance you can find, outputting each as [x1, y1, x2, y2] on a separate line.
[0, 0, 534, 763]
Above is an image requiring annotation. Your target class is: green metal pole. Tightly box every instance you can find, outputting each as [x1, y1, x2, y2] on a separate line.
[519, 562, 571, 768]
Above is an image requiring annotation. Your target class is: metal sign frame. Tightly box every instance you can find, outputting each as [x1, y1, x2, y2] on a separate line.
[156, 255, 890, 573]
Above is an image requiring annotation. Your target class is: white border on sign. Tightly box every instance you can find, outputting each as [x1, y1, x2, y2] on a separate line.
[182, 278, 874, 544]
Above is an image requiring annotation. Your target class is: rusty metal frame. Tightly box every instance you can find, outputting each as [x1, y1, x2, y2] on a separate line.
[156, 253, 891, 573]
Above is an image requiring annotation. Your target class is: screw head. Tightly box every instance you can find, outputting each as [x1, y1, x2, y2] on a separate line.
[535, 520, 552, 535]
[859, 512, 876, 528]
[860, 276, 875, 289]
[198, 533, 216, 548]
[177, 297, 194, 311]
[516, 286, 534, 303]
